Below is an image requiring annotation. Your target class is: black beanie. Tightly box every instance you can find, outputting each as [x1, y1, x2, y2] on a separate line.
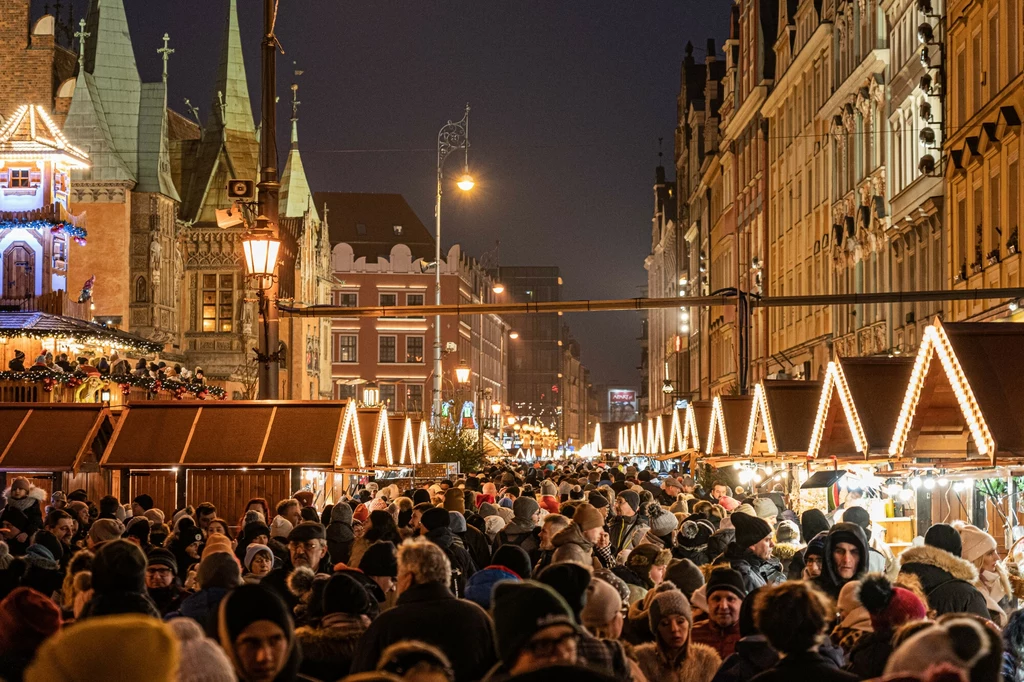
[491, 581, 577, 665]
[91, 539, 147, 594]
[358, 541, 398, 578]
[925, 523, 963, 557]
[731, 512, 771, 549]
[420, 507, 451, 531]
[412, 489, 432, 505]
[243, 521, 271, 541]
[842, 506, 871, 533]
[322, 572, 374, 617]
[132, 494, 154, 511]
[587, 491, 609, 509]
[220, 584, 293, 646]
[537, 563, 592, 621]
[618, 491, 640, 512]
[32, 530, 64, 564]
[706, 567, 747, 600]
[739, 587, 762, 637]
[492, 544, 533, 580]
[147, 547, 179, 575]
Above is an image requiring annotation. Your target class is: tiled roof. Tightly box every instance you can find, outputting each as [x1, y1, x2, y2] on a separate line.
[315, 192, 435, 262]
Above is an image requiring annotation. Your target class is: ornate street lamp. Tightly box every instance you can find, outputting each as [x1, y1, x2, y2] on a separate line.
[242, 227, 283, 384]
[455, 360, 471, 385]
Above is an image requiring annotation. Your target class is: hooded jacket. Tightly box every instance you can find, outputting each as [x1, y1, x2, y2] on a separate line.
[424, 526, 476, 597]
[814, 523, 870, 599]
[897, 544, 990, 618]
[720, 543, 785, 592]
[294, 613, 368, 681]
[326, 503, 355, 564]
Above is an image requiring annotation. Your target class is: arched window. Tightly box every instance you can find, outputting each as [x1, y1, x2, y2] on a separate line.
[135, 276, 147, 303]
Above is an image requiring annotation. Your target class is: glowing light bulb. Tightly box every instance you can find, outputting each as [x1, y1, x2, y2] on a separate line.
[953, 481, 967, 492]
[457, 174, 475, 191]
[733, 462, 741, 469]
[900, 488, 914, 501]
[910, 477, 921, 489]
[938, 477, 949, 487]
[765, 465, 774, 476]
[924, 477, 936, 490]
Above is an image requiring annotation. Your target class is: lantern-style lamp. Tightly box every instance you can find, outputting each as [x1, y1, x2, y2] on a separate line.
[362, 382, 380, 407]
[455, 361, 471, 384]
[242, 229, 281, 290]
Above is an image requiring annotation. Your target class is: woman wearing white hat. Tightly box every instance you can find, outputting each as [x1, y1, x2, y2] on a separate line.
[954, 520, 1016, 624]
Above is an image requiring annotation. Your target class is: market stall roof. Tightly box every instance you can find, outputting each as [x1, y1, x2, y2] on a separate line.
[705, 396, 754, 456]
[646, 415, 668, 454]
[801, 469, 847, 489]
[0, 403, 111, 472]
[685, 401, 713, 452]
[101, 401, 377, 468]
[890, 321, 1024, 465]
[0, 312, 163, 354]
[744, 380, 823, 456]
[808, 356, 915, 459]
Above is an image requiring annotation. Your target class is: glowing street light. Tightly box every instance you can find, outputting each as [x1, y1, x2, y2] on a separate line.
[455, 361, 471, 384]
[457, 173, 475, 191]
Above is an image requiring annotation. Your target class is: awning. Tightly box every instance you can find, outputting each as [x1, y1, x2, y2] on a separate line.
[0, 403, 111, 471]
[746, 380, 823, 456]
[102, 401, 373, 468]
[802, 469, 847, 489]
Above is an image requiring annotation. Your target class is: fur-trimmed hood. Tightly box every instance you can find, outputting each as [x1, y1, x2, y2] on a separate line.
[771, 542, 803, 562]
[898, 544, 979, 583]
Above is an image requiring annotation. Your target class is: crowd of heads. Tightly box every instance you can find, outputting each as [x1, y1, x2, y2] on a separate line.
[0, 461, 1020, 682]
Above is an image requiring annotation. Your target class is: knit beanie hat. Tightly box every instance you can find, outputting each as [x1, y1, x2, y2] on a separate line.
[67, 500, 89, 518]
[358, 541, 398, 578]
[957, 524, 997, 563]
[842, 506, 872, 533]
[243, 544, 273, 571]
[88, 518, 125, 544]
[493, 544, 533, 580]
[804, 531, 828, 559]
[647, 503, 677, 538]
[733, 503, 757, 518]
[752, 497, 778, 522]
[0, 587, 62, 654]
[132, 494, 154, 511]
[219, 584, 293, 651]
[537, 562, 592, 620]
[731, 510, 771, 549]
[91, 539, 147, 594]
[718, 496, 740, 511]
[197, 552, 242, 590]
[513, 496, 540, 523]
[925, 523, 963, 557]
[322, 572, 375, 617]
[706, 567, 747, 600]
[420, 507, 451, 532]
[202, 533, 234, 559]
[581, 577, 623, 629]
[859, 574, 927, 634]
[648, 587, 692, 631]
[572, 503, 604, 532]
[448, 511, 467, 534]
[664, 559, 705, 599]
[491, 580, 578, 665]
[32, 530, 64, 564]
[242, 521, 271, 543]
[10, 477, 30, 493]
[775, 519, 800, 544]
[677, 517, 715, 549]
[442, 488, 465, 514]
[144, 508, 166, 525]
[146, 547, 179, 575]
[270, 515, 293, 539]
[479, 502, 499, 518]
[25, 614, 178, 682]
[540, 479, 558, 498]
[167, 617, 236, 682]
[587, 490, 610, 509]
[884, 617, 995, 678]
[617, 491, 640, 512]
[412, 488, 432, 505]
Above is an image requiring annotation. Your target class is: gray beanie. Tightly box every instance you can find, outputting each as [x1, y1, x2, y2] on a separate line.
[648, 587, 693, 632]
[513, 496, 540, 523]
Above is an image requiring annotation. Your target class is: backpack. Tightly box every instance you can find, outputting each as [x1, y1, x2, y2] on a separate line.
[440, 544, 467, 597]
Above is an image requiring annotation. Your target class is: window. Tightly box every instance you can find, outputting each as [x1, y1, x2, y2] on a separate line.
[333, 334, 357, 363]
[334, 291, 357, 307]
[407, 384, 423, 413]
[9, 169, 29, 188]
[334, 383, 356, 400]
[957, 196, 968, 274]
[200, 273, 234, 332]
[990, 170, 1001, 256]
[1010, 160, 1020, 248]
[1009, 0, 1020, 80]
[973, 184, 984, 265]
[378, 335, 397, 363]
[379, 293, 397, 307]
[989, 12, 1000, 95]
[380, 383, 396, 407]
[972, 31, 983, 114]
[406, 293, 424, 306]
[956, 49, 967, 127]
[406, 336, 424, 363]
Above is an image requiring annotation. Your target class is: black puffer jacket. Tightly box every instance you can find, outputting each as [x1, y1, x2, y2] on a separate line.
[814, 523, 870, 599]
[720, 542, 785, 592]
[897, 544, 990, 618]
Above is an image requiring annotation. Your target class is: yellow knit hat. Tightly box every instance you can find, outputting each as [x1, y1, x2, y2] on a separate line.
[25, 614, 178, 682]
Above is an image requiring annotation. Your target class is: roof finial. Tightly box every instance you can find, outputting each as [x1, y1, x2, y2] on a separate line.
[158, 33, 174, 82]
[74, 18, 90, 67]
[658, 136, 664, 162]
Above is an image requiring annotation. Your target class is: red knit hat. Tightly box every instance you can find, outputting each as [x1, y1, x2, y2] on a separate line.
[0, 587, 62, 654]
[859, 574, 926, 633]
[538, 495, 560, 515]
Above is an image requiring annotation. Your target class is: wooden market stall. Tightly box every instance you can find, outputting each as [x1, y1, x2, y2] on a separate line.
[0, 403, 114, 499]
[705, 395, 754, 456]
[744, 380, 822, 458]
[685, 401, 714, 453]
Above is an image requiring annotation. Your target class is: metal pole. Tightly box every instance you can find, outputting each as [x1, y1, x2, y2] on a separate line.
[433, 163, 443, 424]
[257, 0, 280, 399]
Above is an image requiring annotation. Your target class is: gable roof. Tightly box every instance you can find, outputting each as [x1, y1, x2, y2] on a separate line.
[706, 396, 754, 455]
[316, 192, 435, 262]
[0, 105, 89, 167]
[744, 380, 821, 455]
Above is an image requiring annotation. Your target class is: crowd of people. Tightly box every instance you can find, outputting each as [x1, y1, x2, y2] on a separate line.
[0, 462, 1022, 682]
[7, 349, 204, 383]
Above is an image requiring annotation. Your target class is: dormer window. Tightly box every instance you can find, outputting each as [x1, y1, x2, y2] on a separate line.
[10, 169, 29, 188]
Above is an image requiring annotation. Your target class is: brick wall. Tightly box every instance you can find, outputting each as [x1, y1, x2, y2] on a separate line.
[0, 1, 76, 118]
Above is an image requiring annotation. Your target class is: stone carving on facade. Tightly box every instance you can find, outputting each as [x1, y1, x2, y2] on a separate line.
[149, 236, 163, 287]
[869, 77, 885, 106]
[240, 297, 254, 338]
[70, 182, 130, 204]
[842, 103, 856, 133]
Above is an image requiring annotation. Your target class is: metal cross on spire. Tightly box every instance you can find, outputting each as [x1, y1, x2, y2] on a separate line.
[74, 18, 89, 67]
[158, 33, 175, 82]
[291, 62, 303, 121]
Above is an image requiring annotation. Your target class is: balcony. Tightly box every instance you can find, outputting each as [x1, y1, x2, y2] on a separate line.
[0, 290, 91, 320]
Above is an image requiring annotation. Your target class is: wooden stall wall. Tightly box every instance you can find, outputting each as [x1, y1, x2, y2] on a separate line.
[62, 470, 115, 502]
[129, 470, 178, 518]
[186, 469, 291, 528]
[20, 473, 54, 498]
[929, 483, 1012, 553]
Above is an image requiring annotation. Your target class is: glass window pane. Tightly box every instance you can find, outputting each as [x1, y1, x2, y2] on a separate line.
[202, 319, 215, 332]
[220, 274, 233, 288]
[203, 274, 217, 288]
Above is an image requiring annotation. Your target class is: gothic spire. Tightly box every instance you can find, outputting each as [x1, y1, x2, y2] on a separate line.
[279, 72, 316, 221]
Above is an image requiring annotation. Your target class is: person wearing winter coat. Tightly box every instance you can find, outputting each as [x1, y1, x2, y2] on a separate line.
[710, 587, 778, 682]
[78, 539, 159, 619]
[326, 500, 355, 564]
[607, 491, 650, 559]
[955, 521, 1017, 624]
[769, 519, 803, 576]
[829, 578, 873, 657]
[1002, 607, 1024, 682]
[675, 516, 715, 566]
[496, 496, 543, 566]
[450, 510, 491, 571]
[690, 568, 745, 660]
[813, 522, 870, 599]
[718, 512, 785, 592]
[174, 551, 242, 635]
[0, 586, 62, 682]
[294, 572, 376, 680]
[144, 548, 186, 616]
[417, 507, 476, 597]
[751, 581, 859, 682]
[218, 584, 305, 682]
[843, 506, 896, 577]
[633, 586, 721, 682]
[845, 573, 928, 679]
[0, 479, 43, 555]
[897, 522, 990, 618]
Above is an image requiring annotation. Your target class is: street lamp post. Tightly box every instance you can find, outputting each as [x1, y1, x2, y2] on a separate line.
[433, 105, 473, 425]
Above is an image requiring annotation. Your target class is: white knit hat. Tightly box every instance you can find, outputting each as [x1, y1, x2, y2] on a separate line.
[270, 515, 293, 539]
[957, 523, 997, 563]
[167, 618, 236, 682]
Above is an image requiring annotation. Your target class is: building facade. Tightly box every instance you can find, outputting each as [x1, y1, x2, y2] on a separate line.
[321, 192, 507, 420]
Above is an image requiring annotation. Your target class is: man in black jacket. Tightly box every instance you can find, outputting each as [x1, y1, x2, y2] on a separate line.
[814, 522, 870, 599]
[897, 522, 989, 618]
[721, 512, 786, 592]
[350, 537, 496, 682]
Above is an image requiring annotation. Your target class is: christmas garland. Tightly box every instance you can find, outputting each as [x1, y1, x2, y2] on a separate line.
[49, 222, 87, 246]
[0, 219, 88, 246]
[0, 370, 226, 399]
[0, 330, 163, 355]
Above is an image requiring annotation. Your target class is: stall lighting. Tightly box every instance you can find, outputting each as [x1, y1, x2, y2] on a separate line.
[705, 397, 730, 455]
[765, 465, 774, 476]
[509, 331, 520, 340]
[743, 383, 777, 455]
[953, 481, 967, 492]
[900, 489, 914, 501]
[334, 400, 367, 468]
[910, 476, 922, 489]
[809, 360, 869, 457]
[668, 407, 684, 451]
[683, 403, 702, 451]
[923, 477, 936, 490]
[938, 477, 949, 487]
[593, 423, 603, 451]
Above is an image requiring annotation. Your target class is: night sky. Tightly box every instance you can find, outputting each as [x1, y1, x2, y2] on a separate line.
[71, 0, 730, 387]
